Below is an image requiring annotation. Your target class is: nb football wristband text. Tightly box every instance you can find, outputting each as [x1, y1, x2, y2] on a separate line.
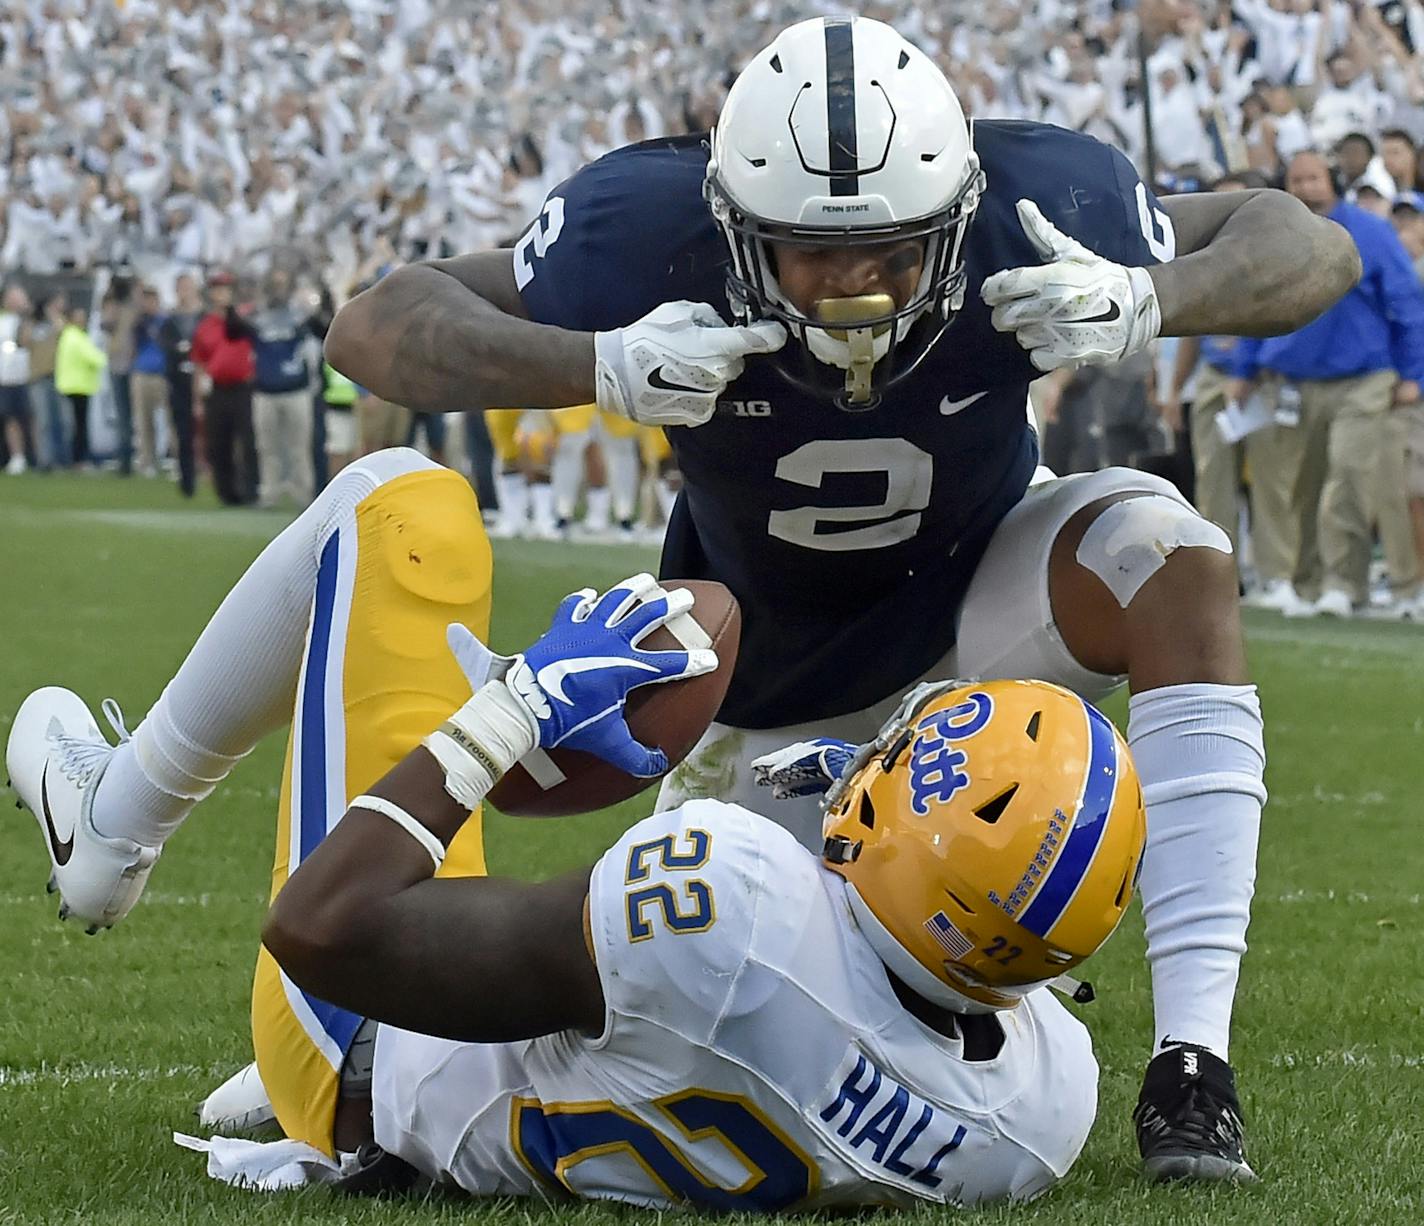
[422, 680, 538, 809]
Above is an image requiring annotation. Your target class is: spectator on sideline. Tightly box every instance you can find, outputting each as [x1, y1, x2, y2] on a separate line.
[191, 273, 257, 506]
[321, 361, 360, 476]
[26, 293, 69, 471]
[357, 388, 410, 457]
[54, 305, 107, 469]
[1159, 173, 1287, 598]
[1231, 150, 1424, 619]
[102, 274, 140, 476]
[232, 268, 318, 508]
[130, 286, 169, 479]
[1391, 195, 1424, 595]
[0, 284, 33, 475]
[158, 274, 204, 499]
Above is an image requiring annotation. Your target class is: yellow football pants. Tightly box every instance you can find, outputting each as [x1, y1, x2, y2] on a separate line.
[486, 405, 643, 469]
[250, 462, 492, 1155]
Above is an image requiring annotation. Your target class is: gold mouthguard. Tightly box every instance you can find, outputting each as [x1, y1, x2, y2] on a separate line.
[814, 294, 894, 405]
[814, 293, 896, 337]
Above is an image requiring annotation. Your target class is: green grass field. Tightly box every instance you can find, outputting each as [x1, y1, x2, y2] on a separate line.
[1, 474, 1421, 1225]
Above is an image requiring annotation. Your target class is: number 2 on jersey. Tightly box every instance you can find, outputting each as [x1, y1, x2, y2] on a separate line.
[513, 196, 567, 290]
[769, 439, 934, 552]
[513, 1090, 816, 1210]
[624, 829, 716, 941]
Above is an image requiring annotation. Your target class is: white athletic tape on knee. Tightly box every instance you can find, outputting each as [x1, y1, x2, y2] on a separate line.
[1075, 495, 1232, 608]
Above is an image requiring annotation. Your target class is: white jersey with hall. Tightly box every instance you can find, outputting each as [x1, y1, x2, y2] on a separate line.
[371, 800, 1098, 1211]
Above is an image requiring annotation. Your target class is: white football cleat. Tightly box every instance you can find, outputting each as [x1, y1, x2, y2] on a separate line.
[1309, 588, 1356, 619]
[197, 1061, 277, 1134]
[1243, 578, 1304, 614]
[5, 687, 160, 932]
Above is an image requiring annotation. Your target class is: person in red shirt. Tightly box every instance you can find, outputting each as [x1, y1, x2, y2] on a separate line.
[191, 271, 257, 505]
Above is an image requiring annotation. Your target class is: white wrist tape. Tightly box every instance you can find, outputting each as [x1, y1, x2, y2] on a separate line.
[1124, 265, 1162, 357]
[350, 794, 446, 871]
[422, 680, 538, 809]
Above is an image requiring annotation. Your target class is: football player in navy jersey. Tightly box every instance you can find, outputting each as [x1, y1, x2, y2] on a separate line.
[326, 16, 1360, 1184]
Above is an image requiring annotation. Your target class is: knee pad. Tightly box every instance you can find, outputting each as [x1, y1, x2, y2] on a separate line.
[352, 446, 442, 484]
[1075, 494, 1232, 608]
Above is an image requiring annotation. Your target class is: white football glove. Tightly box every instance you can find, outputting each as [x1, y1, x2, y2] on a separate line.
[981, 199, 1161, 372]
[594, 301, 786, 427]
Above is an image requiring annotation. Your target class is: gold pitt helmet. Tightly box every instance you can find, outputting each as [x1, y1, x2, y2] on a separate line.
[821, 679, 1145, 1014]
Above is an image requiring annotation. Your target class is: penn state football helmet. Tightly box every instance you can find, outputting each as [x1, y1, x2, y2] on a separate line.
[821, 679, 1146, 1014]
[705, 15, 984, 410]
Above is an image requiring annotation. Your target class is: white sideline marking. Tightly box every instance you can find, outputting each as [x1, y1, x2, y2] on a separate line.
[1270, 1050, 1424, 1069]
[1274, 889, 1420, 905]
[0, 1061, 231, 1087]
[0, 891, 265, 908]
[4, 506, 291, 540]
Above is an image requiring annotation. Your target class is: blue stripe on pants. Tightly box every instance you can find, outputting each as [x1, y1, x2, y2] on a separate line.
[294, 529, 362, 1055]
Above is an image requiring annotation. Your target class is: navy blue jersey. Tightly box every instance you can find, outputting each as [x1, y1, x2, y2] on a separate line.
[517, 122, 1170, 727]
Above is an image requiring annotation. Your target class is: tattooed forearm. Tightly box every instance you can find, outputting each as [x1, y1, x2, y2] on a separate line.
[1151, 189, 1361, 337]
[325, 265, 596, 412]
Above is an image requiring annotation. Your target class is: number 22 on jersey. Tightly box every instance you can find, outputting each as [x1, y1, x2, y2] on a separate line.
[623, 828, 716, 941]
[512, 828, 817, 1209]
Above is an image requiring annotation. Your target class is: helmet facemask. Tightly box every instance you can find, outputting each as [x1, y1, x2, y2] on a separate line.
[706, 165, 984, 410]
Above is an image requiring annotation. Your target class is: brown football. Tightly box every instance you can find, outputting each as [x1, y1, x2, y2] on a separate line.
[487, 580, 741, 817]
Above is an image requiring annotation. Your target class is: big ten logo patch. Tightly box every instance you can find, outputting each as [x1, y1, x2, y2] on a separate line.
[908, 692, 993, 817]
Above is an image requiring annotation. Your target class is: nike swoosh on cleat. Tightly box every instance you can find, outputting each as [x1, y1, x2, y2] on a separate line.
[1081, 301, 1122, 323]
[41, 764, 74, 866]
[939, 390, 988, 415]
[536, 657, 661, 705]
[647, 365, 705, 394]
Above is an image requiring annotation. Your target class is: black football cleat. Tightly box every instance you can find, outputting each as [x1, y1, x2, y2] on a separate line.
[1134, 1043, 1258, 1183]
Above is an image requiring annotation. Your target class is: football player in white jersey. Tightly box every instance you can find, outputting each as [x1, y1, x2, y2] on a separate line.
[247, 575, 1146, 1210]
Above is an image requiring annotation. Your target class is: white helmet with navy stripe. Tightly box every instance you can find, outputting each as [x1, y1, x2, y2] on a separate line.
[705, 15, 984, 409]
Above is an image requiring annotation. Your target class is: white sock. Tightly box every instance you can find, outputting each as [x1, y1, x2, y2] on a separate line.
[605, 436, 640, 523]
[93, 450, 433, 847]
[551, 431, 587, 520]
[495, 471, 528, 533]
[530, 482, 556, 533]
[1128, 682, 1266, 1062]
[584, 486, 611, 532]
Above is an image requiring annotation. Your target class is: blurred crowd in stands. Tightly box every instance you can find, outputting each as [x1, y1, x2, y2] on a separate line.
[2, 0, 1424, 618]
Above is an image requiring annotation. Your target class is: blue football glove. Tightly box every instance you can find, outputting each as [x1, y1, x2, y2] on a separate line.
[751, 737, 858, 800]
[503, 573, 718, 778]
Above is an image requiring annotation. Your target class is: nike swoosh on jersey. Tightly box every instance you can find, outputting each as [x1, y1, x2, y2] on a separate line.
[535, 657, 662, 705]
[939, 390, 989, 416]
[647, 365, 704, 394]
[41, 764, 74, 866]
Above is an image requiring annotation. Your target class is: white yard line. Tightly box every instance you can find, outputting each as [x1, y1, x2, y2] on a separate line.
[1269, 1050, 1424, 1069]
[1271, 889, 1420, 905]
[0, 1062, 232, 1087]
[5, 506, 291, 540]
[0, 891, 265, 907]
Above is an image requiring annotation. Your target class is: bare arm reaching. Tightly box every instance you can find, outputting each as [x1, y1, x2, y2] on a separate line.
[1152, 189, 1362, 337]
[262, 748, 605, 1043]
[323, 251, 598, 413]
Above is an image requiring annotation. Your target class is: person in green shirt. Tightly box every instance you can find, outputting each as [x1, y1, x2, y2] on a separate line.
[55, 308, 108, 468]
